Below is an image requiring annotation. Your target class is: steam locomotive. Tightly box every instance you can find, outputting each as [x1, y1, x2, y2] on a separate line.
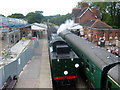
[48, 34, 80, 87]
[59, 31, 120, 89]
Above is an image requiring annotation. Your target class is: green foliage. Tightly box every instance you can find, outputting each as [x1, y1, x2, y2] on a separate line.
[76, 2, 82, 8]
[25, 11, 44, 24]
[44, 13, 72, 25]
[8, 13, 25, 19]
[5, 11, 71, 25]
[92, 2, 120, 29]
[7, 11, 44, 24]
[0, 14, 5, 17]
[107, 2, 120, 29]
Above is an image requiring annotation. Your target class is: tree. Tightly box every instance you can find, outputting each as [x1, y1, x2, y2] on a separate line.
[89, 2, 120, 28]
[45, 13, 72, 25]
[76, 2, 82, 8]
[25, 11, 44, 24]
[107, 2, 120, 28]
[8, 13, 25, 19]
[0, 14, 5, 17]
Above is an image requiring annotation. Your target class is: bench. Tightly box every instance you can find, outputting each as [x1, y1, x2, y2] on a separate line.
[1, 75, 17, 90]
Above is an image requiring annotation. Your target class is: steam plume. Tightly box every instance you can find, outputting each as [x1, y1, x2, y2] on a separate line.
[57, 19, 74, 34]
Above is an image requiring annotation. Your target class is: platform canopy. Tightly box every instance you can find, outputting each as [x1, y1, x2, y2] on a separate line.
[69, 24, 83, 31]
[69, 23, 84, 35]
[31, 23, 47, 31]
[31, 25, 46, 30]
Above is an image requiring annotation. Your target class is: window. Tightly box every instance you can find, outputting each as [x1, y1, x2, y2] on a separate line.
[115, 32, 118, 37]
[82, 54, 84, 57]
[86, 59, 90, 69]
[109, 32, 112, 39]
[102, 32, 105, 38]
[115, 32, 118, 39]
[81, 54, 84, 59]
[80, 58, 83, 64]
[91, 67, 94, 73]
[110, 32, 112, 37]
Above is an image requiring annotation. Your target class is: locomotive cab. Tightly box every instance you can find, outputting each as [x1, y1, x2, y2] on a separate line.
[56, 45, 71, 55]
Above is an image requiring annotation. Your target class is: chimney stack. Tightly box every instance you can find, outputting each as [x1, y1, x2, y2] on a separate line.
[82, 2, 88, 8]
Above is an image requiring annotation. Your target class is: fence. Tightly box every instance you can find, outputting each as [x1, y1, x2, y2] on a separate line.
[0, 39, 39, 88]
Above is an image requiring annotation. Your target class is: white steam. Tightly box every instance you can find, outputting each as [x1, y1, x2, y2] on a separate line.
[57, 19, 74, 34]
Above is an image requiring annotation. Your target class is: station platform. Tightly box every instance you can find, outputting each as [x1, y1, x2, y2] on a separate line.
[15, 33, 53, 88]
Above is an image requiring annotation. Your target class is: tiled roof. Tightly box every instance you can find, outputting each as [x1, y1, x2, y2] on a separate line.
[72, 7, 102, 19]
[81, 19, 112, 29]
[93, 21, 112, 29]
[72, 8, 88, 17]
[81, 20, 96, 27]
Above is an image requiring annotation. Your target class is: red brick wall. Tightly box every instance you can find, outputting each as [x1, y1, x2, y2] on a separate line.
[74, 17, 80, 23]
[105, 30, 120, 41]
[83, 29, 120, 45]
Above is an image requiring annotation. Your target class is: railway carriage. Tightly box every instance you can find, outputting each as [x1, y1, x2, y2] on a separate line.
[59, 31, 120, 89]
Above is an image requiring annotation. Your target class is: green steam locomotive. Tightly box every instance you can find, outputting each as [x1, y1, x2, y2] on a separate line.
[48, 34, 80, 87]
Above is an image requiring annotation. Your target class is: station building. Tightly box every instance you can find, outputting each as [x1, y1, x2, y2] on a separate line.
[72, 2, 120, 46]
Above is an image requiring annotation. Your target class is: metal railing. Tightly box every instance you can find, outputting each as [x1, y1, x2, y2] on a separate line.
[0, 39, 39, 88]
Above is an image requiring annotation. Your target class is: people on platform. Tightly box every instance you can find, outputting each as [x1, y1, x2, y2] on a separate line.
[106, 46, 120, 56]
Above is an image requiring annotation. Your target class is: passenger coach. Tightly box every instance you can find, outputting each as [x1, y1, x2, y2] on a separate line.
[59, 31, 120, 89]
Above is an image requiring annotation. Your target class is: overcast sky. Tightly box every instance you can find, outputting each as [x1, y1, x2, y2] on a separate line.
[0, 0, 82, 16]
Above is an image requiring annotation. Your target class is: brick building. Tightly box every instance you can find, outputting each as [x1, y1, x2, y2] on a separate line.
[72, 2, 102, 24]
[72, 2, 120, 46]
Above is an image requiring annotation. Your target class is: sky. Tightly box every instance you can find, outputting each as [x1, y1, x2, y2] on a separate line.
[0, 0, 82, 16]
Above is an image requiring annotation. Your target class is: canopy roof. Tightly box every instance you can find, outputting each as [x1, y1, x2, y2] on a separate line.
[69, 24, 83, 31]
[31, 25, 46, 30]
[31, 23, 47, 31]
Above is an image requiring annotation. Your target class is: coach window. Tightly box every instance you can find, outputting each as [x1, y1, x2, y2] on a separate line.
[91, 66, 94, 73]
[80, 57, 83, 64]
[86, 59, 90, 69]
[82, 54, 84, 57]
[81, 54, 84, 59]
